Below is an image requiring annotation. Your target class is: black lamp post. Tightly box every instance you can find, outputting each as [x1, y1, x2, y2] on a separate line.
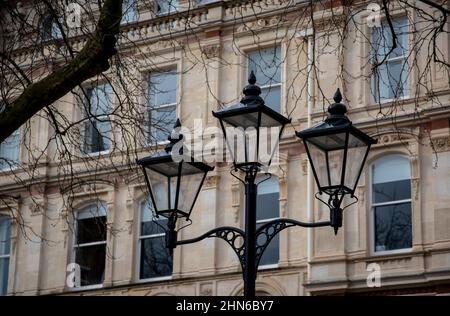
[296, 89, 377, 234]
[137, 75, 376, 297]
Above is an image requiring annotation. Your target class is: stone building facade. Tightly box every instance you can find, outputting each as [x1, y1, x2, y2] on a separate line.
[0, 0, 449, 296]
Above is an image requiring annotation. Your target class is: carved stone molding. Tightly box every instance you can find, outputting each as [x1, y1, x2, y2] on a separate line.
[203, 175, 220, 189]
[376, 132, 414, 146]
[236, 15, 284, 33]
[432, 136, 450, 153]
[199, 282, 213, 296]
[201, 44, 221, 59]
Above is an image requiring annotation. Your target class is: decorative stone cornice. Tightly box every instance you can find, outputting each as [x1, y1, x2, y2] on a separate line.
[432, 136, 450, 153]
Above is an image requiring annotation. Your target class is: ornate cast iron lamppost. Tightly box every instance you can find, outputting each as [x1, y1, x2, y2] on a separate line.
[137, 73, 376, 297]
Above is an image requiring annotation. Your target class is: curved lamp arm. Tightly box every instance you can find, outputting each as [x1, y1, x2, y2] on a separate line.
[173, 226, 246, 271]
[254, 218, 330, 268]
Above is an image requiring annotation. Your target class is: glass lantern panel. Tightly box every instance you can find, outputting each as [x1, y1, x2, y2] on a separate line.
[306, 140, 328, 189]
[224, 126, 257, 165]
[344, 133, 369, 190]
[327, 148, 345, 188]
[146, 167, 169, 211]
[260, 111, 284, 127]
[177, 165, 205, 214]
[150, 160, 180, 177]
[307, 133, 347, 151]
[222, 111, 259, 129]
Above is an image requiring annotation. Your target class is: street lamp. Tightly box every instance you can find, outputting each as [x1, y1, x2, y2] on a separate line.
[296, 89, 377, 234]
[212, 71, 291, 172]
[136, 118, 214, 220]
[137, 75, 376, 297]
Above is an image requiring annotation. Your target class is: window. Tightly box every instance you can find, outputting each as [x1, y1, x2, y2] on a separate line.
[371, 17, 409, 102]
[73, 203, 107, 287]
[81, 84, 112, 154]
[256, 177, 280, 266]
[0, 129, 19, 170]
[138, 199, 172, 280]
[371, 155, 412, 253]
[155, 0, 178, 15]
[42, 14, 63, 40]
[0, 217, 11, 296]
[247, 46, 282, 112]
[147, 69, 177, 143]
[121, 0, 138, 24]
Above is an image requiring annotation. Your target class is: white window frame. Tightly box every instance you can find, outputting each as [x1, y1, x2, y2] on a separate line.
[70, 204, 107, 291]
[146, 69, 177, 145]
[369, 155, 413, 256]
[370, 17, 409, 104]
[0, 129, 20, 172]
[0, 217, 11, 296]
[255, 176, 280, 269]
[246, 46, 282, 112]
[80, 84, 112, 156]
[136, 199, 172, 282]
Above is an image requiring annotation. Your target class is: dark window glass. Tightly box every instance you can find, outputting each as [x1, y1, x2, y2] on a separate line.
[372, 156, 412, 252]
[76, 216, 107, 244]
[140, 237, 173, 279]
[256, 177, 279, 265]
[139, 200, 172, 279]
[75, 244, 106, 286]
[374, 203, 412, 251]
[0, 217, 10, 296]
[256, 223, 280, 266]
[373, 179, 411, 203]
[74, 204, 107, 287]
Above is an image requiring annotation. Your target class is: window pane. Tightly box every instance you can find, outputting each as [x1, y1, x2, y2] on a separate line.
[0, 217, 11, 255]
[373, 156, 410, 183]
[0, 258, 9, 296]
[76, 216, 107, 244]
[248, 47, 282, 86]
[371, 17, 409, 102]
[374, 202, 412, 251]
[371, 17, 408, 60]
[261, 85, 280, 112]
[75, 244, 106, 286]
[149, 105, 176, 142]
[140, 200, 167, 236]
[257, 177, 279, 221]
[149, 71, 177, 107]
[83, 120, 111, 153]
[372, 156, 411, 203]
[373, 179, 411, 203]
[256, 177, 279, 266]
[0, 130, 19, 170]
[256, 224, 279, 266]
[83, 84, 112, 154]
[76, 204, 107, 244]
[140, 237, 173, 279]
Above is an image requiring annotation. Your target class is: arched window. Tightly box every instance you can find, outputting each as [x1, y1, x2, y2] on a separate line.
[73, 203, 107, 287]
[0, 217, 11, 296]
[256, 176, 280, 266]
[138, 199, 172, 280]
[370, 155, 412, 253]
